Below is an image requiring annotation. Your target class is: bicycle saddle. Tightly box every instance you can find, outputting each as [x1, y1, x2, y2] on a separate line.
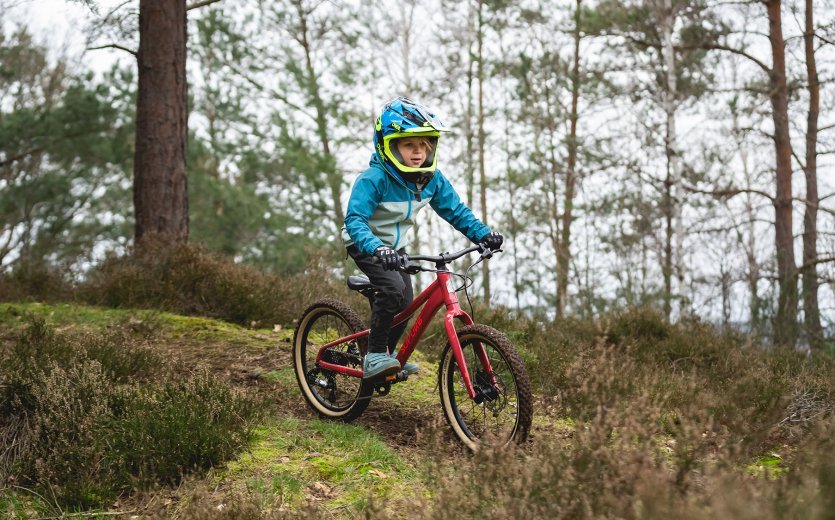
[347, 276, 373, 291]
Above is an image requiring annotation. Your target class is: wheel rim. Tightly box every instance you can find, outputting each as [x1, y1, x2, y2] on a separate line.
[446, 335, 520, 442]
[299, 309, 364, 412]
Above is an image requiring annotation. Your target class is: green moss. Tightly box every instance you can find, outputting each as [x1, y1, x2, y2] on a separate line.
[158, 313, 291, 351]
[0, 302, 133, 329]
[384, 351, 439, 412]
[262, 368, 297, 386]
[0, 302, 293, 353]
[746, 453, 787, 479]
[215, 417, 424, 515]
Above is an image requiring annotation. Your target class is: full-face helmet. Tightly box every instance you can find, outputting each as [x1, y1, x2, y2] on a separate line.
[374, 97, 451, 183]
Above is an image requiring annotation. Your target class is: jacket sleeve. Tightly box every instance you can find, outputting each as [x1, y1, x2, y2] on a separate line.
[344, 173, 385, 255]
[429, 171, 491, 243]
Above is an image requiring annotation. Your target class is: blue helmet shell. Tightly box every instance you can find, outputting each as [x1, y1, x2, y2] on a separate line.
[374, 97, 451, 183]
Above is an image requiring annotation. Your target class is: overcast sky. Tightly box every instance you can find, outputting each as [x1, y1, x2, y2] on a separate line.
[6, 0, 125, 75]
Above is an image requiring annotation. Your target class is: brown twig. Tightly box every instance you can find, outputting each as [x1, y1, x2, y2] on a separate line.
[187, 0, 222, 10]
[87, 43, 137, 57]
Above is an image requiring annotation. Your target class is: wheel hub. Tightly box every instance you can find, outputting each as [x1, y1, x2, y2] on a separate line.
[473, 371, 507, 414]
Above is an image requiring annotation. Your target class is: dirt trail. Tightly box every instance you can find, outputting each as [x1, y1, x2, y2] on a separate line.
[158, 325, 561, 455]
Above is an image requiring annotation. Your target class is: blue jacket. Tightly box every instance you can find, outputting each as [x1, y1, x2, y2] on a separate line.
[342, 154, 491, 255]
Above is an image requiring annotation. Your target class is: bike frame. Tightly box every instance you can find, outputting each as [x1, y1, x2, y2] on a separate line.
[314, 268, 492, 400]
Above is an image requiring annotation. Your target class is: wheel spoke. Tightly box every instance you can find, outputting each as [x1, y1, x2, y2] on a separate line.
[444, 330, 529, 444]
[298, 308, 365, 412]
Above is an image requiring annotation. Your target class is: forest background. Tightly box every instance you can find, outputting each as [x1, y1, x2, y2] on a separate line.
[3, 0, 835, 517]
[2, 0, 834, 349]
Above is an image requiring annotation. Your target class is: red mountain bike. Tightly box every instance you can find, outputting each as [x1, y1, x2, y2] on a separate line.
[292, 245, 533, 449]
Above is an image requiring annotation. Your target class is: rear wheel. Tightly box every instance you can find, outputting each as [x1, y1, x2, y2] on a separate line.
[292, 299, 372, 421]
[439, 324, 533, 450]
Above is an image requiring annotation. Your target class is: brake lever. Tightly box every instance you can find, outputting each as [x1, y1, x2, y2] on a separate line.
[479, 246, 502, 260]
[398, 255, 424, 275]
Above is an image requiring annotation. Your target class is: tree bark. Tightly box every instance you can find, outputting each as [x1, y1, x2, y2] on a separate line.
[499, 24, 521, 313]
[802, 0, 823, 348]
[476, 0, 491, 302]
[465, 1, 476, 210]
[294, 0, 344, 233]
[556, 0, 581, 318]
[659, 0, 684, 322]
[766, 0, 798, 346]
[134, 0, 189, 246]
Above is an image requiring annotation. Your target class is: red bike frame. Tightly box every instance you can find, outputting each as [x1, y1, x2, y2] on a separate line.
[314, 269, 492, 400]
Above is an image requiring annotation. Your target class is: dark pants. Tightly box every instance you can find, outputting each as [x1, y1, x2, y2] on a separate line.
[348, 246, 414, 355]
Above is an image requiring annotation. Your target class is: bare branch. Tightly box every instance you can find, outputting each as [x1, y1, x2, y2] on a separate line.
[791, 147, 806, 172]
[614, 33, 772, 75]
[0, 148, 44, 168]
[87, 43, 137, 57]
[225, 63, 317, 121]
[187, 0, 222, 10]
[679, 43, 772, 74]
[798, 256, 835, 270]
[819, 121, 835, 132]
[683, 184, 775, 202]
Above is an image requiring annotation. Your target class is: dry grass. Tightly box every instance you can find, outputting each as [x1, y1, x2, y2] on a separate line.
[77, 237, 363, 328]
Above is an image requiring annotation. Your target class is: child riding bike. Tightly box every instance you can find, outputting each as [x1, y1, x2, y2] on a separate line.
[341, 97, 503, 380]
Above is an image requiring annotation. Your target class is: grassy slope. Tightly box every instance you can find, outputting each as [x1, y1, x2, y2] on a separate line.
[1, 302, 810, 518]
[0, 302, 561, 518]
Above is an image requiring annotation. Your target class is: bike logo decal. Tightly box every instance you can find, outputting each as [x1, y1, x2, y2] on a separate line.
[405, 316, 423, 345]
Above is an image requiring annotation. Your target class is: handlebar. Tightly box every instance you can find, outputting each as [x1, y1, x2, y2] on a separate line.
[401, 244, 500, 273]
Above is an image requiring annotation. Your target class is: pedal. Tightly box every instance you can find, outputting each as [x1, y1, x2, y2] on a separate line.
[374, 381, 392, 396]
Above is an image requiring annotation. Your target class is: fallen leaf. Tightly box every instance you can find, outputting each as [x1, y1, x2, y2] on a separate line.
[278, 456, 291, 463]
[305, 452, 322, 460]
[368, 469, 388, 478]
[309, 481, 335, 498]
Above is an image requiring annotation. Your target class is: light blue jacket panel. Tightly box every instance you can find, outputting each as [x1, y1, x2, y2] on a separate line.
[342, 154, 491, 256]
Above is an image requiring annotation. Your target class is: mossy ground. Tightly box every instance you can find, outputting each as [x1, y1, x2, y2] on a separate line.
[0, 302, 802, 518]
[0, 303, 439, 517]
[212, 417, 424, 515]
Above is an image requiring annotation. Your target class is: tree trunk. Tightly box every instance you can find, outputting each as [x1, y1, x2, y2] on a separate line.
[499, 28, 521, 314]
[556, 0, 581, 318]
[659, 0, 683, 322]
[134, 0, 189, 246]
[802, 0, 823, 349]
[295, 0, 344, 233]
[465, 2, 476, 209]
[476, 0, 491, 302]
[766, 0, 798, 346]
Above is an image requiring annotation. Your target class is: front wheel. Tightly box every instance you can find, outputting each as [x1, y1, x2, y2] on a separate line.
[292, 299, 373, 421]
[439, 324, 533, 450]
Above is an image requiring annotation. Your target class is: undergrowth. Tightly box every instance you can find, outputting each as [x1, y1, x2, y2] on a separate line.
[0, 317, 260, 509]
[1, 246, 834, 517]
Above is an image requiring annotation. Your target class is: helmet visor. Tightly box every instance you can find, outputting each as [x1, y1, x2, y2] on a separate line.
[383, 132, 440, 174]
[411, 103, 451, 133]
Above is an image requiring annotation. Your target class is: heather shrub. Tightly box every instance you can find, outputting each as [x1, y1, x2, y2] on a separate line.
[107, 372, 258, 487]
[413, 362, 835, 520]
[80, 238, 359, 327]
[0, 260, 74, 303]
[0, 318, 259, 508]
[17, 359, 114, 507]
[2, 317, 164, 384]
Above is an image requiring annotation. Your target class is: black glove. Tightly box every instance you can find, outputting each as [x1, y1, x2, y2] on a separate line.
[374, 246, 401, 271]
[480, 231, 504, 251]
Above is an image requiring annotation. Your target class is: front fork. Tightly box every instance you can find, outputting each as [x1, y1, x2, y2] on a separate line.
[444, 313, 495, 400]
